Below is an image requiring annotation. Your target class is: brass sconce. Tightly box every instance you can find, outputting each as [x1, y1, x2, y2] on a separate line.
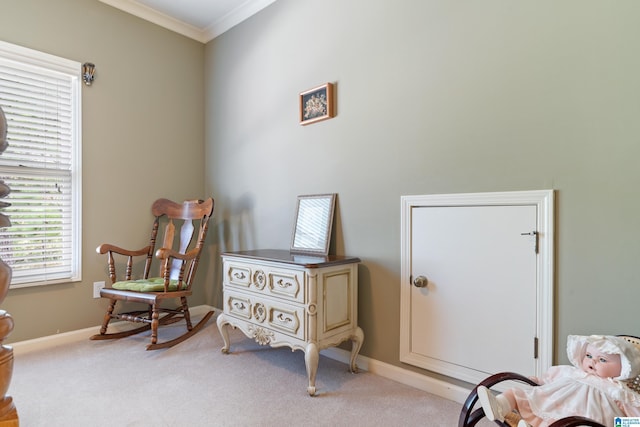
[82, 62, 96, 86]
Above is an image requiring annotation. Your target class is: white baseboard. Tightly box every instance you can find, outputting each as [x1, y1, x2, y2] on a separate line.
[320, 347, 471, 404]
[11, 305, 471, 404]
[11, 305, 215, 356]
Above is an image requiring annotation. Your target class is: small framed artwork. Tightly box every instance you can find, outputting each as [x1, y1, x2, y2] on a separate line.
[290, 193, 336, 255]
[299, 82, 335, 125]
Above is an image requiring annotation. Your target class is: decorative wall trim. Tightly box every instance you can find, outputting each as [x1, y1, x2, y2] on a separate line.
[204, 0, 278, 42]
[320, 347, 470, 404]
[98, 0, 277, 43]
[11, 305, 214, 355]
[99, 0, 207, 42]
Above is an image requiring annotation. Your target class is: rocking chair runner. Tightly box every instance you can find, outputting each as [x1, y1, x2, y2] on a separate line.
[91, 198, 215, 350]
[458, 335, 640, 427]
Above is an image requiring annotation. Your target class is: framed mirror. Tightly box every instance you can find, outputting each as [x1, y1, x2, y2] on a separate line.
[290, 193, 336, 255]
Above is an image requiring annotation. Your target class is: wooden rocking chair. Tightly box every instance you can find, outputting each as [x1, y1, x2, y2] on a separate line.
[91, 198, 215, 350]
[458, 335, 640, 427]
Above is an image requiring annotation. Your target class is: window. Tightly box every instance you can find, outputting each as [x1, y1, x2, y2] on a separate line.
[0, 40, 82, 288]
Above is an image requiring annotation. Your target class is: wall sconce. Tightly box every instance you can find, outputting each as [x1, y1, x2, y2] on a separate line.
[82, 62, 96, 86]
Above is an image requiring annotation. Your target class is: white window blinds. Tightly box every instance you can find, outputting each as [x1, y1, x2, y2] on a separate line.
[0, 41, 82, 287]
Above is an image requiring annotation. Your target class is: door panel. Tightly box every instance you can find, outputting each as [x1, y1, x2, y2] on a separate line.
[410, 205, 536, 376]
[400, 190, 554, 386]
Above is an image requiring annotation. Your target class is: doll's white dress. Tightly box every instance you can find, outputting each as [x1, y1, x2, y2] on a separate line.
[513, 365, 640, 427]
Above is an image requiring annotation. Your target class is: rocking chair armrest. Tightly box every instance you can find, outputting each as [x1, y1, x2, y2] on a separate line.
[96, 243, 151, 257]
[459, 372, 539, 427]
[155, 247, 199, 261]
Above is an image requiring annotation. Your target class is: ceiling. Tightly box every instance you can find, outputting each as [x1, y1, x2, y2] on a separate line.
[99, 0, 278, 43]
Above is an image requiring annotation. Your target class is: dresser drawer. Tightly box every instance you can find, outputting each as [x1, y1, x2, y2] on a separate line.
[225, 263, 251, 287]
[267, 302, 303, 338]
[223, 289, 305, 340]
[268, 270, 303, 303]
[224, 260, 304, 304]
[225, 292, 251, 319]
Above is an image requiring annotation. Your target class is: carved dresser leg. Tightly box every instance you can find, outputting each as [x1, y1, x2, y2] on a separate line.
[305, 342, 319, 396]
[216, 314, 231, 354]
[349, 327, 364, 373]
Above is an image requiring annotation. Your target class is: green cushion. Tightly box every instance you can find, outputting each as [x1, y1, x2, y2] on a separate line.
[112, 277, 185, 292]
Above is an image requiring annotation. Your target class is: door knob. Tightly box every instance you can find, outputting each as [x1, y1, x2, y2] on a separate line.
[413, 275, 429, 288]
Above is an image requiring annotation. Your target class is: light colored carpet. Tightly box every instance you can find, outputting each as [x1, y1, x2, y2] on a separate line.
[9, 313, 471, 426]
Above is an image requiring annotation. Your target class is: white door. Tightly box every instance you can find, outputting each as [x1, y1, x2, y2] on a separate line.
[400, 190, 554, 386]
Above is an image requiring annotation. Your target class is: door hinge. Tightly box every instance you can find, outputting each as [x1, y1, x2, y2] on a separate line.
[521, 231, 539, 254]
[534, 336, 539, 359]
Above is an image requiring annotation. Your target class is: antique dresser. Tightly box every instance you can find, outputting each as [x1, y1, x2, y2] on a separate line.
[216, 249, 363, 395]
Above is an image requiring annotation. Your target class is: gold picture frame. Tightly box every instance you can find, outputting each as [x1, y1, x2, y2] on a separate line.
[299, 83, 335, 125]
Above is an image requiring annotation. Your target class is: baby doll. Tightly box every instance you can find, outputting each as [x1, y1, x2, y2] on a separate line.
[477, 335, 640, 427]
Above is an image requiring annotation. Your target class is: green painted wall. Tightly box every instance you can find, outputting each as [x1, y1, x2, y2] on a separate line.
[204, 0, 640, 372]
[2, 0, 640, 388]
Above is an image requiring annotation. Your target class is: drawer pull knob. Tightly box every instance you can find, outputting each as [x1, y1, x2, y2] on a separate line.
[277, 279, 292, 288]
[233, 271, 246, 280]
[277, 313, 292, 323]
[233, 302, 246, 310]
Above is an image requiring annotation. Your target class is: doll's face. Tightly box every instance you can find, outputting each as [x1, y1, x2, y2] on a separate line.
[581, 344, 622, 378]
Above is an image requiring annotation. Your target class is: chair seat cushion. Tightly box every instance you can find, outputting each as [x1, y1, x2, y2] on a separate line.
[112, 277, 185, 292]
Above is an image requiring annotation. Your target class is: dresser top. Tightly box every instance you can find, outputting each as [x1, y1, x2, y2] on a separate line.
[221, 249, 360, 268]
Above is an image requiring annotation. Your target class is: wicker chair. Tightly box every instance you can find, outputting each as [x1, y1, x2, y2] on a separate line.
[458, 335, 640, 427]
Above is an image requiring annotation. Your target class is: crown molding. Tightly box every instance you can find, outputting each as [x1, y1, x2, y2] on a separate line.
[99, 0, 208, 42]
[204, 0, 277, 41]
[99, 0, 277, 43]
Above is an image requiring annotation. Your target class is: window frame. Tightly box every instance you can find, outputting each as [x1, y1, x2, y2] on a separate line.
[0, 40, 82, 289]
